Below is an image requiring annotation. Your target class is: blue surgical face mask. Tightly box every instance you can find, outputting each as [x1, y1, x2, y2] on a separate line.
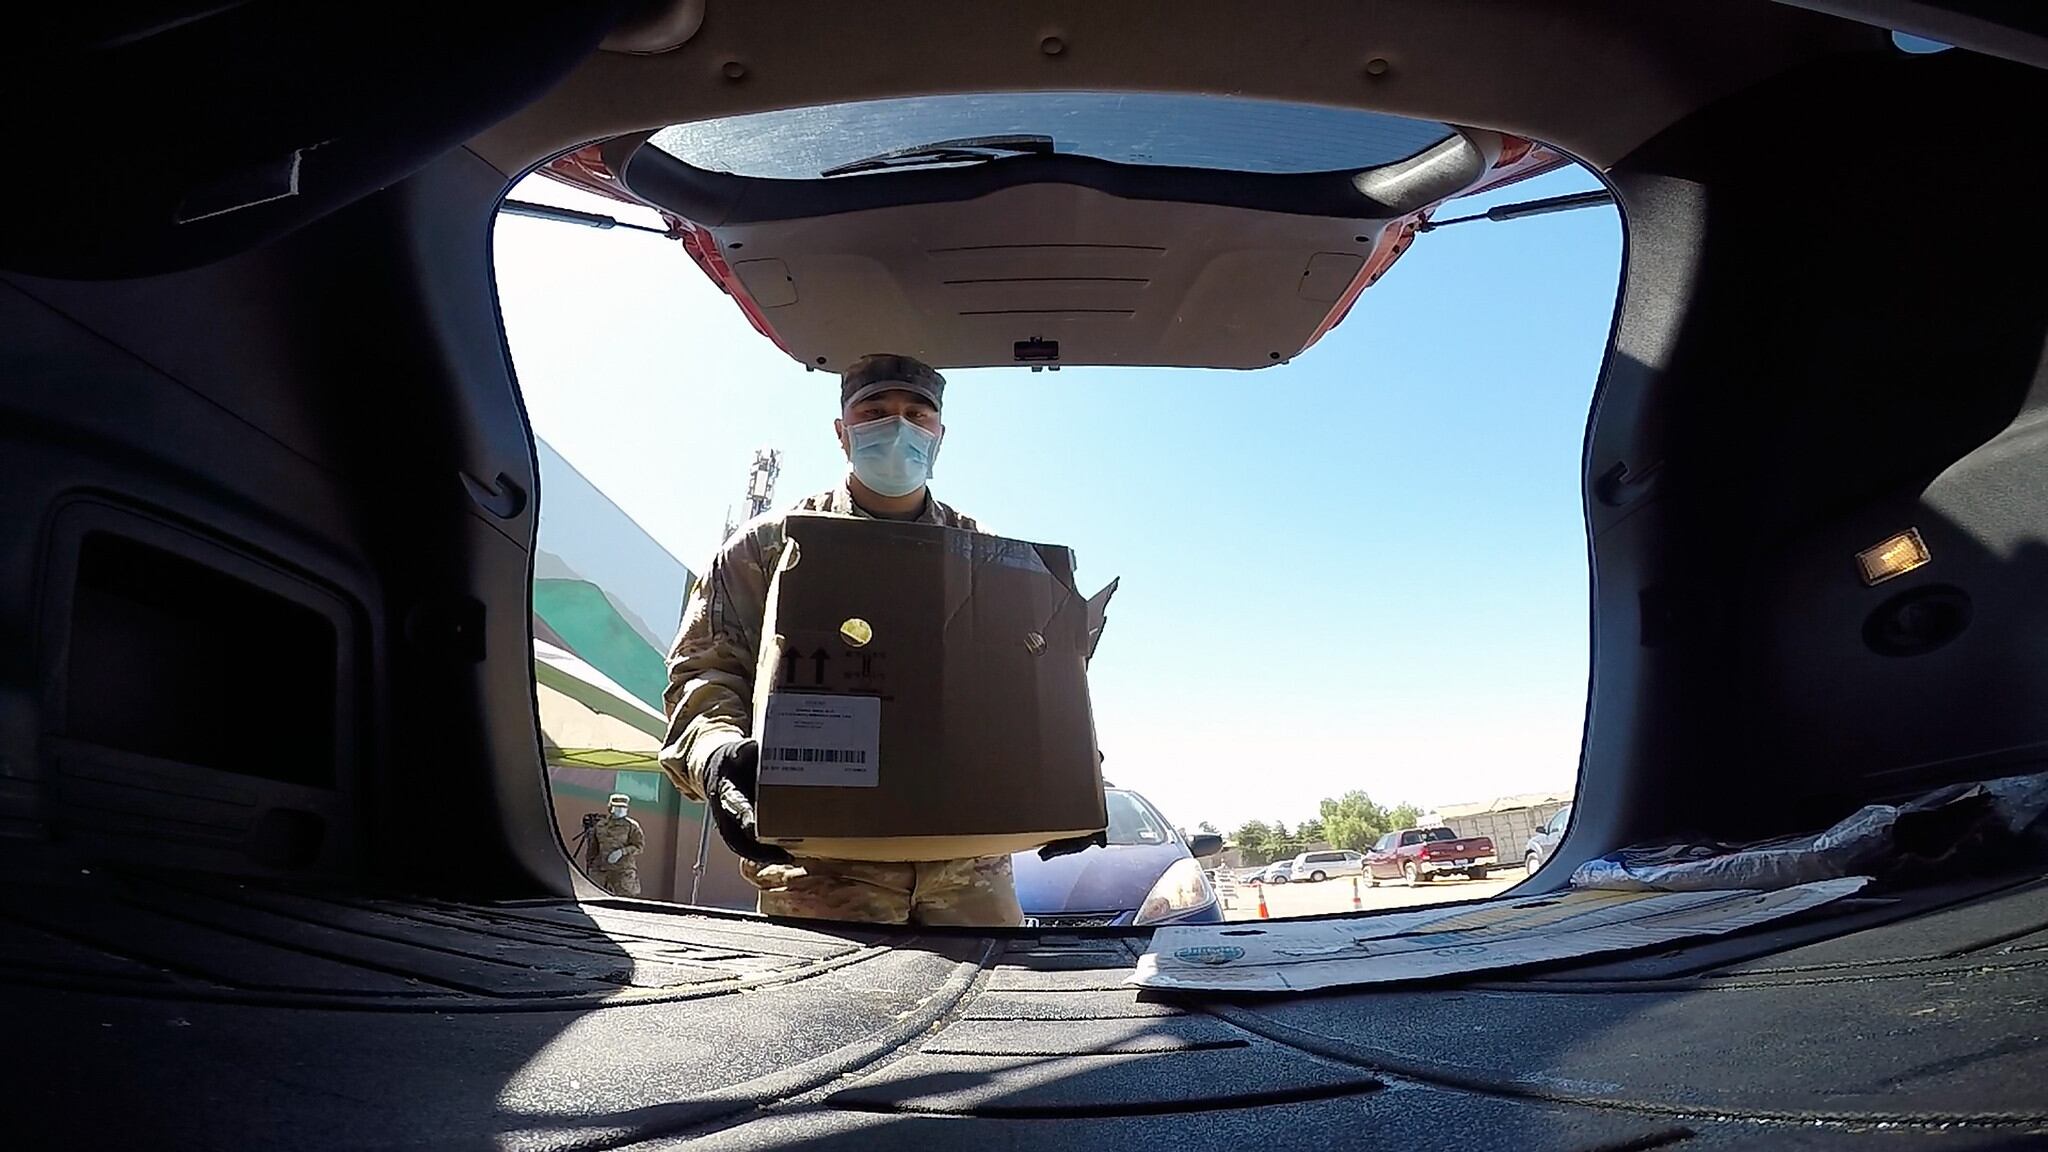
[847, 415, 940, 498]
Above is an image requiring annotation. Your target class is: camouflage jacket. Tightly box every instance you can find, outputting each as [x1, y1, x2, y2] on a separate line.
[660, 483, 983, 801]
[583, 815, 644, 869]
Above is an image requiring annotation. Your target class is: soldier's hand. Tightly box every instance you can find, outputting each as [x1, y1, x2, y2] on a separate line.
[1038, 830, 1107, 861]
[704, 739, 793, 865]
[605, 848, 625, 864]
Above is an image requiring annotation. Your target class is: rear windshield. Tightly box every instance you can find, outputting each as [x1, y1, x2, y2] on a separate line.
[649, 91, 1455, 180]
[1421, 828, 1460, 842]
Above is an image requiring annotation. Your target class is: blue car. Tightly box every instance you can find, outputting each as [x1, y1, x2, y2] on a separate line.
[1011, 787, 1225, 928]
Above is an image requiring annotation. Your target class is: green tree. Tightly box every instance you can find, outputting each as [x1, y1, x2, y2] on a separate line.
[1232, 820, 1278, 865]
[1295, 817, 1326, 846]
[1319, 790, 1393, 852]
[1266, 821, 1293, 865]
[1388, 803, 1423, 832]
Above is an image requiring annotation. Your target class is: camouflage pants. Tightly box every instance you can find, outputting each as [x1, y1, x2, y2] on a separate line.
[741, 855, 1022, 926]
[592, 867, 641, 897]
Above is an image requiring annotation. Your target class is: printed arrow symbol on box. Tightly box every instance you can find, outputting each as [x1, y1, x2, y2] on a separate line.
[811, 648, 831, 685]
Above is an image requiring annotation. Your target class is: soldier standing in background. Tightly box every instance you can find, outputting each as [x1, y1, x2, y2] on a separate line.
[578, 792, 645, 896]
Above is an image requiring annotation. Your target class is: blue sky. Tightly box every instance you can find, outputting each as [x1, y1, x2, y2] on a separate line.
[495, 162, 1622, 833]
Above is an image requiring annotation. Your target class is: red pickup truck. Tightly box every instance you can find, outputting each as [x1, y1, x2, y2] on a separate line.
[1364, 826, 1498, 885]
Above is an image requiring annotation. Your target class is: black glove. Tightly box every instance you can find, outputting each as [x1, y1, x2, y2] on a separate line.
[1038, 830, 1107, 861]
[703, 739, 793, 866]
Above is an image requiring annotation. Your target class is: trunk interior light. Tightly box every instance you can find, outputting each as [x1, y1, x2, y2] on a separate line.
[1856, 529, 1931, 586]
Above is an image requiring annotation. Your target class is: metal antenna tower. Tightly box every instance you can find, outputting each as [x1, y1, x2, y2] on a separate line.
[695, 446, 781, 905]
[721, 448, 783, 541]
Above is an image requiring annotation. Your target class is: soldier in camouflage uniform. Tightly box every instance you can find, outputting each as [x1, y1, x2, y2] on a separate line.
[659, 353, 1024, 926]
[580, 792, 646, 896]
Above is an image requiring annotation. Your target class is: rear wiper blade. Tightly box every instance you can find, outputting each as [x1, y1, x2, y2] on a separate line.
[819, 134, 1054, 177]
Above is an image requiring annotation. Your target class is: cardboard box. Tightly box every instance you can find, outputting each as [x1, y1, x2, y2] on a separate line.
[1133, 878, 1870, 992]
[751, 514, 1111, 862]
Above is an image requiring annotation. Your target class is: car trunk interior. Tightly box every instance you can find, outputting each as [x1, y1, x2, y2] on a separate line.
[2, 1, 2046, 1147]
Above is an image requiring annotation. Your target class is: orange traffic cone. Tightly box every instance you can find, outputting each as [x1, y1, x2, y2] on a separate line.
[1257, 886, 1270, 919]
[1351, 876, 1363, 910]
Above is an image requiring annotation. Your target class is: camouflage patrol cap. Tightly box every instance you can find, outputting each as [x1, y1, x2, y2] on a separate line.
[841, 353, 945, 413]
[607, 793, 630, 807]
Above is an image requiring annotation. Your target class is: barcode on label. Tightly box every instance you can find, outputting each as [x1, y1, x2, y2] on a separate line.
[760, 693, 880, 787]
[762, 747, 868, 764]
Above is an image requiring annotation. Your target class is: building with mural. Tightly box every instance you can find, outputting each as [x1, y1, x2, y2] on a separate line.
[532, 438, 754, 909]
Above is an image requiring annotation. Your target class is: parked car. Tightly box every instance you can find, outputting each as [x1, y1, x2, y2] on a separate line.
[1261, 862, 1293, 885]
[1365, 827, 1498, 884]
[1524, 803, 1574, 874]
[1009, 787, 1224, 927]
[1287, 849, 1366, 883]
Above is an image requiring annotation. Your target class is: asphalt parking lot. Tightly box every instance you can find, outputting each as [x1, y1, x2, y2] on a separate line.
[1219, 868, 1527, 920]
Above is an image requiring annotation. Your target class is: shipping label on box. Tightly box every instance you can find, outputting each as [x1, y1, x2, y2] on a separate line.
[759, 692, 880, 788]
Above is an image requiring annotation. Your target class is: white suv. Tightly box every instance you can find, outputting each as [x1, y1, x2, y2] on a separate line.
[1287, 850, 1365, 883]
